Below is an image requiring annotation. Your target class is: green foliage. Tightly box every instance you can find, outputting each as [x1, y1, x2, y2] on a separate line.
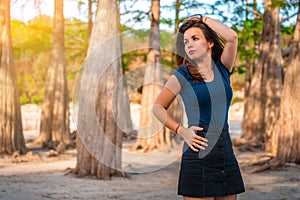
[231, 96, 244, 105]
[123, 26, 149, 40]
[65, 18, 89, 61]
[160, 31, 174, 50]
[122, 50, 147, 72]
[20, 95, 31, 105]
[281, 24, 295, 35]
[121, 25, 174, 72]
[235, 18, 263, 74]
[160, 18, 173, 27]
[12, 15, 89, 105]
[269, 0, 297, 9]
[161, 53, 172, 68]
[12, 16, 52, 105]
[12, 0, 299, 105]
[12, 16, 52, 59]
[64, 18, 89, 102]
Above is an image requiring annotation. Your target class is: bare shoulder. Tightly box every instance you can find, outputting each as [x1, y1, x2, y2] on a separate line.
[164, 74, 182, 95]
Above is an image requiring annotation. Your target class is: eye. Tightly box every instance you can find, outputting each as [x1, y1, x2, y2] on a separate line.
[192, 36, 199, 41]
[184, 40, 188, 45]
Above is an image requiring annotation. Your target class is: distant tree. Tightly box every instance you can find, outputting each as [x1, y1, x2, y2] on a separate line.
[241, 0, 262, 139]
[274, 1, 300, 163]
[36, 0, 72, 150]
[174, 0, 182, 32]
[170, 0, 183, 67]
[74, 0, 128, 179]
[88, 0, 93, 39]
[241, 0, 283, 150]
[129, 0, 169, 152]
[0, 0, 26, 154]
[77, 0, 97, 40]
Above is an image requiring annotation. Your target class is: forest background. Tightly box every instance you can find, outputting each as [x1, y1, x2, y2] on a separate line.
[10, 0, 297, 106]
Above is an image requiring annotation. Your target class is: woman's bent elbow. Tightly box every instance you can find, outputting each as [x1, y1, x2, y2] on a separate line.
[230, 31, 238, 42]
[152, 104, 162, 118]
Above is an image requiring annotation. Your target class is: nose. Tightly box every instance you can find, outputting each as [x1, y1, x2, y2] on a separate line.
[186, 41, 193, 49]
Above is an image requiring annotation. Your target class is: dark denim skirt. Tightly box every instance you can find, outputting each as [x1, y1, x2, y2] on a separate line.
[178, 125, 245, 197]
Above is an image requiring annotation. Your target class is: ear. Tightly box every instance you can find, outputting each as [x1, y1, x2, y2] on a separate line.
[208, 41, 214, 49]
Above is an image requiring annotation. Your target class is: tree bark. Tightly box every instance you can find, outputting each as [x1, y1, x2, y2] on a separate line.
[37, 0, 71, 150]
[0, 0, 26, 155]
[263, 2, 283, 152]
[74, 0, 126, 179]
[275, 2, 300, 163]
[242, 0, 283, 151]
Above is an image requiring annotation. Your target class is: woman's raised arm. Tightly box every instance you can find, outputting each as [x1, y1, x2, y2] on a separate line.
[203, 16, 238, 72]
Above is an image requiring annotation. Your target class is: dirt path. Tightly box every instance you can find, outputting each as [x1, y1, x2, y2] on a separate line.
[1, 148, 300, 200]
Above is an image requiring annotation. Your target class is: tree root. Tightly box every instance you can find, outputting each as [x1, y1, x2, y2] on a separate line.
[128, 139, 167, 153]
[10, 151, 41, 163]
[248, 154, 285, 173]
[68, 167, 129, 179]
[112, 169, 130, 179]
[232, 136, 264, 152]
[63, 167, 74, 175]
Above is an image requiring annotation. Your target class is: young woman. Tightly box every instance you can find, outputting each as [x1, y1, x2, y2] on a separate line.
[153, 15, 245, 200]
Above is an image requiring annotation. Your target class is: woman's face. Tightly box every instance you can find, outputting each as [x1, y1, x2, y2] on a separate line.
[183, 27, 212, 62]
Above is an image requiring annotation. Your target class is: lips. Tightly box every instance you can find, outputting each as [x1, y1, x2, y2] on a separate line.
[188, 50, 196, 55]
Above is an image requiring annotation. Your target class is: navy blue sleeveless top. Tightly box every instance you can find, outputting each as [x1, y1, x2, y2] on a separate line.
[173, 60, 233, 128]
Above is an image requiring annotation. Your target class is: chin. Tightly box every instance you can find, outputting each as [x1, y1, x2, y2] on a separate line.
[190, 54, 205, 62]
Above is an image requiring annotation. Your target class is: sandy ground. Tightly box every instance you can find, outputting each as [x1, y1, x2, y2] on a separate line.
[1, 148, 300, 200]
[0, 103, 300, 200]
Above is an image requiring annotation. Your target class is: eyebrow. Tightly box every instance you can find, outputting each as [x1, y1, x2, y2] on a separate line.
[184, 34, 200, 40]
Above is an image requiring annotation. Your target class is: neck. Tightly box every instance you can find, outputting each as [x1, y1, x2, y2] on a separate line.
[195, 56, 214, 81]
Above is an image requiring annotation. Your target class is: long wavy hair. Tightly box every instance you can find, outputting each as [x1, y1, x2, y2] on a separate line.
[175, 19, 224, 81]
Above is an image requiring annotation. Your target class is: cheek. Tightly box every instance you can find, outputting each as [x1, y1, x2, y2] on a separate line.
[184, 43, 192, 54]
[184, 45, 189, 53]
[198, 44, 210, 53]
[198, 40, 208, 49]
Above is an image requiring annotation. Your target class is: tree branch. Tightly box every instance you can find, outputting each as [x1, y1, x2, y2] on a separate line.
[246, 5, 262, 18]
[280, 12, 298, 23]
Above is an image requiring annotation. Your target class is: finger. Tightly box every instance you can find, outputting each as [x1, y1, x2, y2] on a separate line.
[194, 140, 208, 148]
[193, 143, 206, 150]
[195, 139, 208, 146]
[190, 126, 203, 131]
[193, 139, 208, 148]
[194, 135, 208, 142]
[191, 141, 206, 151]
[189, 144, 199, 152]
[201, 141, 208, 147]
[196, 126, 204, 131]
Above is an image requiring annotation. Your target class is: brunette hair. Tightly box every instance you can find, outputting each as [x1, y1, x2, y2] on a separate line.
[175, 19, 224, 81]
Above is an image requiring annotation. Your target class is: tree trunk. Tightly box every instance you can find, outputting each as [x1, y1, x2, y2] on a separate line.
[37, 0, 71, 150]
[241, 0, 283, 150]
[263, 2, 283, 152]
[88, 0, 93, 40]
[171, 0, 182, 67]
[241, 0, 252, 138]
[130, 0, 169, 152]
[274, 2, 300, 163]
[0, 0, 26, 155]
[242, 0, 263, 141]
[74, 0, 126, 179]
[242, 0, 259, 137]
